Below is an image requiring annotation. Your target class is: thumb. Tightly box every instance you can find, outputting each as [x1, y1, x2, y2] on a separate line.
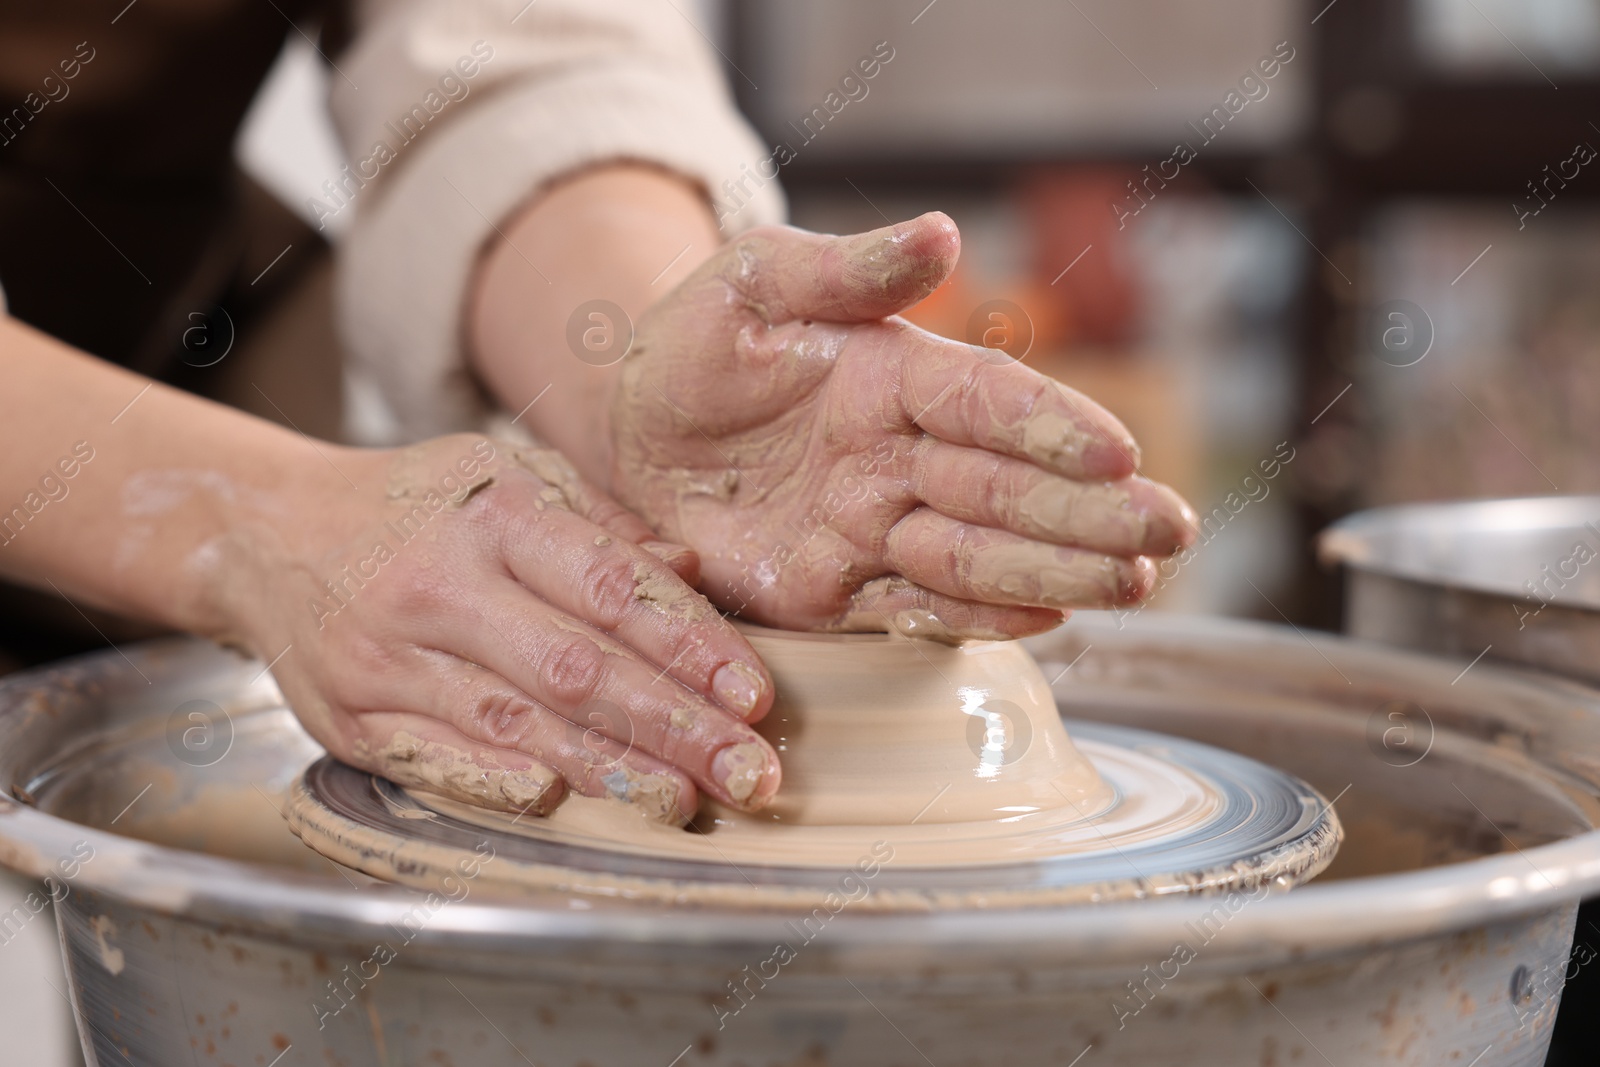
[731, 211, 960, 325]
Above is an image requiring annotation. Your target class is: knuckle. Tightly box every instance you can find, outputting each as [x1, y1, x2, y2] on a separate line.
[325, 637, 400, 711]
[979, 459, 1010, 524]
[388, 568, 447, 617]
[537, 632, 606, 707]
[459, 688, 537, 747]
[579, 553, 643, 628]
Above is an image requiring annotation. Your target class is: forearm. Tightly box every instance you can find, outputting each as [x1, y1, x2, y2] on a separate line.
[467, 164, 722, 491]
[0, 315, 349, 640]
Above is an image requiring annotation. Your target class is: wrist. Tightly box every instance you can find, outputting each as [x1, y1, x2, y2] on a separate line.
[467, 163, 721, 492]
[176, 442, 379, 654]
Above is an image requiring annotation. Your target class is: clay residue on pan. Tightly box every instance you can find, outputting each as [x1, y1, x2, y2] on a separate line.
[374, 732, 561, 816]
[632, 561, 710, 621]
[90, 915, 125, 975]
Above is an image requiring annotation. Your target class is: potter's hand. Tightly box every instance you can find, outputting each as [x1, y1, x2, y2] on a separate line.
[610, 213, 1198, 639]
[227, 436, 779, 822]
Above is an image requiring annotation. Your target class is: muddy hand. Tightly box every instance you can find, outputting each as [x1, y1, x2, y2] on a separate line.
[217, 435, 780, 823]
[610, 213, 1198, 640]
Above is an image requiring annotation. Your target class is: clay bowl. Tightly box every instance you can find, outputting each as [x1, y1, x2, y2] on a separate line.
[283, 625, 1341, 907]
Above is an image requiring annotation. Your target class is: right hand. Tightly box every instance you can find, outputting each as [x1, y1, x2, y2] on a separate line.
[204, 434, 780, 824]
[608, 213, 1197, 638]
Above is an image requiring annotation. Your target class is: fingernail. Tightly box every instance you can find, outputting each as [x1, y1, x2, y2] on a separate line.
[712, 662, 763, 716]
[1145, 499, 1200, 553]
[1085, 434, 1140, 480]
[713, 742, 770, 807]
[1118, 558, 1157, 604]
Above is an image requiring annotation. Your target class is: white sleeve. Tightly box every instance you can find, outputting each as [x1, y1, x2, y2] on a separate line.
[330, 0, 786, 441]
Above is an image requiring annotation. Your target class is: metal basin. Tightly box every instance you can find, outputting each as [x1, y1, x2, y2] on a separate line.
[1323, 494, 1600, 1063]
[3, 614, 1600, 1065]
[1320, 494, 1600, 685]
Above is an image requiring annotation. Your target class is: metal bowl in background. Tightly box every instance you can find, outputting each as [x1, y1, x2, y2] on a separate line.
[1320, 495, 1600, 685]
[4, 616, 1600, 1065]
[1322, 494, 1600, 1064]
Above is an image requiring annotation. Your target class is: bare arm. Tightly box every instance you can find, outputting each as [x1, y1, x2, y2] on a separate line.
[0, 314, 327, 633]
[468, 164, 720, 489]
[0, 314, 781, 820]
[464, 189, 1199, 638]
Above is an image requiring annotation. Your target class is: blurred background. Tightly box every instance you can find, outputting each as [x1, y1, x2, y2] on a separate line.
[721, 0, 1600, 633]
[6, 0, 1600, 664]
[120, 0, 1600, 652]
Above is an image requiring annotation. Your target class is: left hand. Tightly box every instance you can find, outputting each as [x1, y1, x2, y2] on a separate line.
[609, 212, 1198, 640]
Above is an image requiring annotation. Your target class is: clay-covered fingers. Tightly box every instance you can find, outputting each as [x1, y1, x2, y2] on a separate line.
[885, 507, 1155, 610]
[337, 710, 568, 817]
[886, 327, 1142, 482]
[724, 212, 961, 325]
[347, 700, 697, 826]
[833, 574, 1063, 641]
[909, 440, 1197, 557]
[448, 582, 780, 813]
[354, 656, 705, 824]
[492, 487, 773, 722]
[501, 445, 700, 583]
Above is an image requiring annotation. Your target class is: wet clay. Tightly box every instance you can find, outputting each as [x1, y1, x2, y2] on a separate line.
[395, 629, 1145, 868]
[408, 734, 1220, 870]
[597, 764, 685, 825]
[966, 543, 1129, 608]
[1015, 380, 1139, 473]
[1017, 480, 1142, 546]
[632, 561, 710, 621]
[826, 577, 1013, 644]
[285, 629, 1337, 903]
[367, 732, 560, 815]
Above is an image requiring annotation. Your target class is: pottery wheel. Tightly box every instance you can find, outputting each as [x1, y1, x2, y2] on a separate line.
[285, 627, 1340, 910]
[288, 721, 1339, 910]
